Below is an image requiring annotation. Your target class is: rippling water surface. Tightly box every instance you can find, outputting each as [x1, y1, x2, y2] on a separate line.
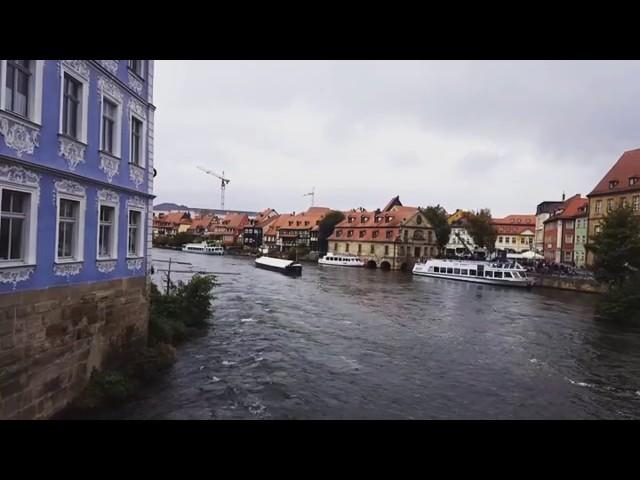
[94, 249, 640, 419]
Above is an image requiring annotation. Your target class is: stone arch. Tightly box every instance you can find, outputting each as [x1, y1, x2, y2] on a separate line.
[366, 260, 377, 269]
[399, 262, 409, 271]
[380, 261, 391, 270]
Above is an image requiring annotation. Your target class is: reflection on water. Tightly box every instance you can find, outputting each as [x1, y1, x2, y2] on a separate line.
[91, 249, 640, 419]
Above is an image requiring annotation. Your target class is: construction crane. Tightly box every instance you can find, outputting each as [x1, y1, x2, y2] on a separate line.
[303, 186, 315, 207]
[197, 166, 230, 211]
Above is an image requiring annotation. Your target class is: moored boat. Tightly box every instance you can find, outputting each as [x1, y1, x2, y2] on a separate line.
[181, 242, 224, 255]
[255, 256, 302, 276]
[412, 258, 532, 287]
[318, 252, 365, 267]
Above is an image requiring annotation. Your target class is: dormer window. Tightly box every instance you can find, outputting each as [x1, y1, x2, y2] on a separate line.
[372, 230, 379, 238]
[386, 230, 393, 239]
[336, 230, 342, 237]
[359, 230, 366, 238]
[630, 177, 639, 186]
[361, 216, 368, 223]
[296, 221, 301, 226]
[347, 230, 353, 237]
[288, 221, 293, 226]
[384, 216, 390, 222]
[375, 216, 382, 223]
[609, 180, 619, 189]
[348, 217, 355, 223]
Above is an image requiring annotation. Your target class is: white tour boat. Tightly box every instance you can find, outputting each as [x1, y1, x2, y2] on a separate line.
[318, 252, 366, 267]
[181, 242, 224, 255]
[412, 258, 532, 288]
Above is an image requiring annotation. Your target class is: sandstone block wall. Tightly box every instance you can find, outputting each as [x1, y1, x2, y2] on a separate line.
[0, 276, 149, 420]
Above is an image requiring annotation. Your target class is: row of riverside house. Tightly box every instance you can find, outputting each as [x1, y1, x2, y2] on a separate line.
[152, 147, 640, 271]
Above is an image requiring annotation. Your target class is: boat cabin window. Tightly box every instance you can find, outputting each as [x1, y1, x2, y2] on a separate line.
[446, 268, 453, 274]
[454, 268, 460, 275]
[461, 269, 468, 275]
[428, 267, 434, 272]
[433, 266, 440, 273]
[494, 271, 503, 279]
[504, 272, 512, 278]
[469, 270, 476, 276]
[485, 271, 493, 278]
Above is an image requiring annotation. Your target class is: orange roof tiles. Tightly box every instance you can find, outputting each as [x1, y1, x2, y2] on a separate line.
[544, 194, 589, 223]
[589, 148, 640, 197]
[161, 212, 191, 225]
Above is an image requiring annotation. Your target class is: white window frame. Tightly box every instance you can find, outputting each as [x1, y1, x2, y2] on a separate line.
[99, 92, 123, 158]
[129, 111, 147, 168]
[55, 193, 86, 263]
[128, 60, 145, 79]
[0, 60, 44, 124]
[0, 183, 38, 267]
[59, 65, 89, 143]
[96, 201, 119, 260]
[127, 207, 144, 258]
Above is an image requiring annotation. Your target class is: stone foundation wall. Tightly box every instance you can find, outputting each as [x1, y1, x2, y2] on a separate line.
[529, 273, 606, 293]
[0, 276, 149, 420]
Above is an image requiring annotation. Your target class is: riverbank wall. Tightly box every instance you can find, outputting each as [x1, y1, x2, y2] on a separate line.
[0, 277, 149, 420]
[529, 273, 606, 294]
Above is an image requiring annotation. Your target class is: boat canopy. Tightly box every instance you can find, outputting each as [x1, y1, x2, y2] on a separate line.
[255, 256, 298, 268]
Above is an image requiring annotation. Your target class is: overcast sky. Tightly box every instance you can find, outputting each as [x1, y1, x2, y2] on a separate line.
[153, 60, 640, 217]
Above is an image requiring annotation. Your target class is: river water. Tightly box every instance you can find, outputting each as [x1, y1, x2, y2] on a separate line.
[92, 249, 640, 419]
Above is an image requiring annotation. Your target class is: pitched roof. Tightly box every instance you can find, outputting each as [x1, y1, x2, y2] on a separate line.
[544, 194, 588, 223]
[492, 214, 536, 226]
[382, 195, 403, 212]
[589, 148, 640, 197]
[219, 213, 249, 229]
[161, 212, 192, 225]
[189, 215, 216, 230]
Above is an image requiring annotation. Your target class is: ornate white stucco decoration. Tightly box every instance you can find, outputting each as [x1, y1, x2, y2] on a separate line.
[54, 262, 82, 279]
[53, 179, 85, 206]
[0, 163, 40, 189]
[127, 258, 143, 271]
[98, 76, 123, 103]
[128, 73, 143, 95]
[0, 115, 40, 157]
[0, 266, 35, 290]
[127, 196, 146, 210]
[98, 188, 120, 204]
[62, 60, 90, 80]
[58, 136, 86, 171]
[99, 153, 120, 183]
[129, 163, 144, 188]
[96, 260, 117, 273]
[128, 98, 146, 120]
[98, 60, 119, 75]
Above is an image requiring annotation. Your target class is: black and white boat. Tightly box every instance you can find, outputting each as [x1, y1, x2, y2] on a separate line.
[254, 256, 302, 276]
[181, 242, 224, 255]
[412, 258, 532, 287]
[318, 252, 365, 267]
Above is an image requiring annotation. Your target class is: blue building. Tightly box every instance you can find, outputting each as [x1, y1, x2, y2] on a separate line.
[0, 60, 155, 419]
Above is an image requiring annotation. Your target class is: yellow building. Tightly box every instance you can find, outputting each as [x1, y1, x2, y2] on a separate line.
[587, 149, 640, 266]
[328, 197, 438, 270]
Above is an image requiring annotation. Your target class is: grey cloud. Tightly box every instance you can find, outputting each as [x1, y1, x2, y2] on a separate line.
[153, 60, 639, 217]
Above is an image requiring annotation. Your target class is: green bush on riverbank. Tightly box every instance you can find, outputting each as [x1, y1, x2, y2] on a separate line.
[70, 275, 216, 412]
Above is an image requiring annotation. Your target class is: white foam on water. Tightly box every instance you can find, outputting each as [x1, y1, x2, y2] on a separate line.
[529, 358, 538, 363]
[567, 378, 594, 388]
[210, 376, 221, 383]
[636, 391, 640, 397]
[241, 318, 257, 323]
[222, 360, 237, 366]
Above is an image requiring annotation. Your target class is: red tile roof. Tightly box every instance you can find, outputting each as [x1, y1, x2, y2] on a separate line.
[544, 194, 588, 223]
[492, 214, 536, 235]
[189, 215, 216, 230]
[219, 213, 249, 229]
[160, 212, 192, 225]
[328, 199, 422, 242]
[589, 148, 640, 197]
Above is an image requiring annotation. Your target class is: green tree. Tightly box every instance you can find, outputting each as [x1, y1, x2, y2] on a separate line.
[586, 205, 640, 288]
[466, 209, 497, 253]
[421, 205, 451, 254]
[169, 232, 196, 247]
[586, 206, 640, 324]
[318, 210, 346, 254]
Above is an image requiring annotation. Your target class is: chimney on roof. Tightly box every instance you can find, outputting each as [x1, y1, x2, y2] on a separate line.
[562, 191, 565, 201]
